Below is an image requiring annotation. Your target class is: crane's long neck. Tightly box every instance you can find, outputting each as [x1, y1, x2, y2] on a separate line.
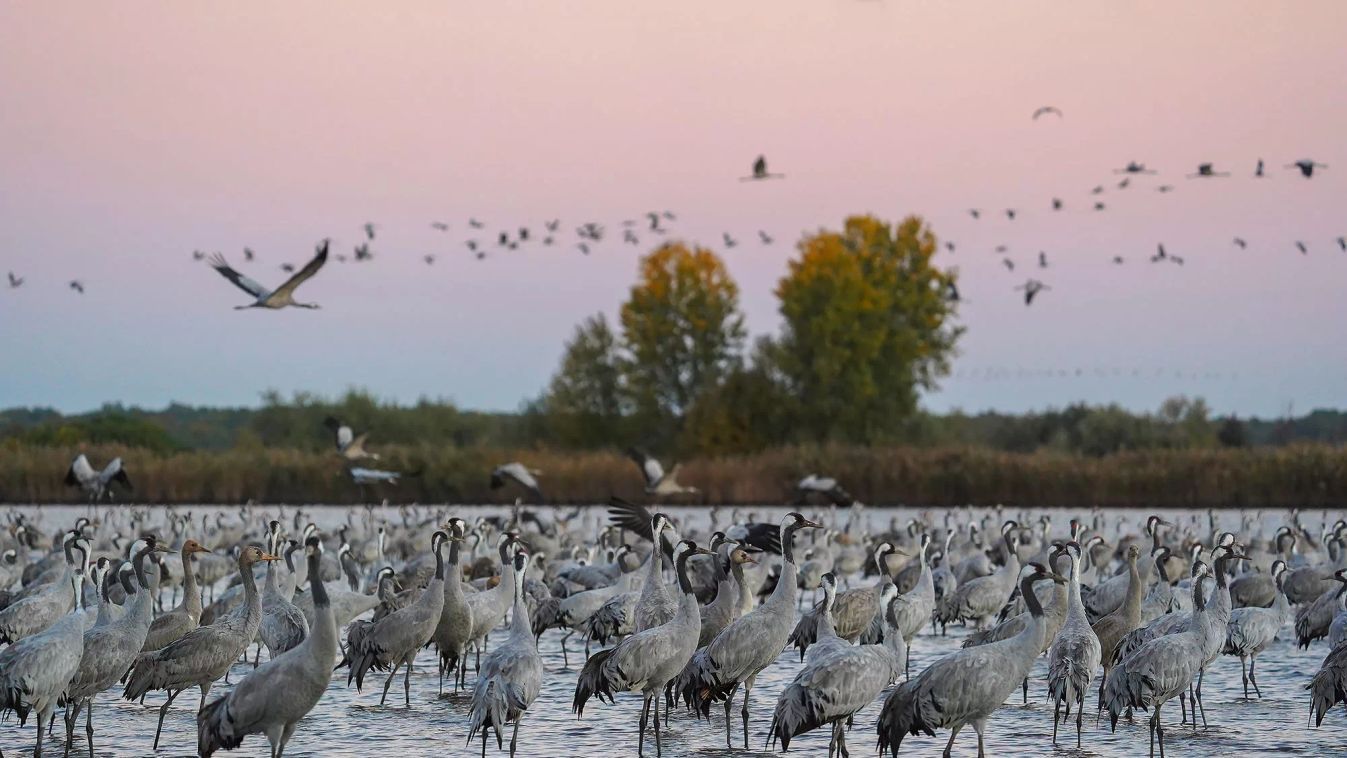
[1067, 553, 1086, 615]
[768, 526, 801, 609]
[445, 537, 465, 600]
[308, 552, 338, 657]
[181, 551, 201, 619]
[1120, 557, 1144, 620]
[240, 558, 263, 634]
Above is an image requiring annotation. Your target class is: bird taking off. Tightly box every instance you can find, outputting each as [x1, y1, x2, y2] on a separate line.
[210, 240, 328, 310]
[742, 155, 784, 181]
[1032, 106, 1063, 120]
[65, 453, 132, 502]
[626, 447, 699, 496]
[490, 462, 544, 502]
[324, 417, 379, 461]
[1286, 159, 1328, 178]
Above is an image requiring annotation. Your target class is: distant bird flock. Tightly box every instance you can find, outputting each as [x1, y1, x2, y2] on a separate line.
[3, 136, 1336, 311]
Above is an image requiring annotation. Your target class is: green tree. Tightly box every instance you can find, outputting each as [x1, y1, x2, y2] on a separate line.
[620, 242, 746, 425]
[1217, 415, 1248, 448]
[773, 215, 962, 442]
[542, 313, 628, 447]
[679, 337, 790, 455]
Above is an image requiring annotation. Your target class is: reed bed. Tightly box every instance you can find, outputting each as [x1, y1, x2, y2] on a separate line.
[1, 442, 1344, 507]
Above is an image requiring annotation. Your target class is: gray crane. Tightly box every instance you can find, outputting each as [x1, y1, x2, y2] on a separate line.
[549, 559, 641, 667]
[576, 540, 713, 757]
[878, 562, 1066, 758]
[1090, 545, 1146, 715]
[889, 533, 935, 676]
[698, 546, 758, 647]
[463, 533, 520, 678]
[0, 553, 88, 758]
[770, 572, 903, 757]
[1084, 515, 1169, 617]
[945, 521, 1021, 629]
[434, 518, 475, 693]
[1295, 566, 1346, 648]
[259, 528, 308, 662]
[143, 539, 212, 651]
[1223, 560, 1290, 698]
[789, 542, 898, 659]
[1189, 541, 1243, 726]
[124, 544, 280, 751]
[198, 536, 339, 757]
[64, 537, 168, 754]
[468, 549, 542, 757]
[345, 530, 447, 706]
[677, 512, 822, 749]
[1327, 570, 1347, 648]
[0, 534, 86, 643]
[1103, 561, 1217, 758]
[1308, 633, 1347, 726]
[964, 544, 1069, 703]
[635, 515, 680, 631]
[1046, 542, 1101, 748]
[490, 462, 545, 503]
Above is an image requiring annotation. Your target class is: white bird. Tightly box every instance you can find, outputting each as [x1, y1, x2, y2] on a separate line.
[349, 467, 405, 486]
[795, 474, 853, 506]
[490, 462, 544, 502]
[208, 241, 328, 310]
[626, 447, 699, 497]
[64, 454, 132, 502]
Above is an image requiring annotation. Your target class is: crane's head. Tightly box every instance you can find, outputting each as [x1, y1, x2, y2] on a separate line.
[181, 539, 212, 556]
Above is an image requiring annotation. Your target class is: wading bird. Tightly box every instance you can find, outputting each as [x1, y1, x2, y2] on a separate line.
[209, 241, 328, 310]
[490, 462, 544, 502]
[470, 550, 542, 758]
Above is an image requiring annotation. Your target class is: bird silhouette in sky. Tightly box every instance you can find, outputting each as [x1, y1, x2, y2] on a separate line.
[280, 263, 295, 273]
[1002, 258, 1015, 271]
[69, 280, 85, 294]
[1032, 106, 1063, 120]
[1038, 252, 1048, 268]
[1117, 177, 1130, 189]
[1005, 209, 1017, 220]
[1091, 185, 1105, 195]
[1337, 236, 1346, 251]
[742, 155, 784, 181]
[1015, 279, 1050, 304]
[969, 209, 981, 219]
[1295, 241, 1308, 254]
[1188, 163, 1229, 178]
[577, 243, 590, 255]
[7, 272, 23, 288]
[192, 250, 205, 261]
[1114, 161, 1156, 174]
[1153, 243, 1168, 262]
[945, 241, 956, 253]
[363, 222, 377, 240]
[723, 232, 738, 248]
[354, 243, 372, 261]
[431, 221, 449, 232]
[1286, 159, 1328, 178]
[469, 218, 484, 229]
[1112, 256, 1125, 265]
[1052, 198, 1063, 210]
[758, 230, 774, 244]
[1254, 159, 1265, 177]
[1233, 238, 1247, 249]
[1094, 202, 1106, 211]
[424, 255, 436, 265]
[1157, 184, 1175, 193]
[243, 247, 255, 262]
[545, 219, 561, 232]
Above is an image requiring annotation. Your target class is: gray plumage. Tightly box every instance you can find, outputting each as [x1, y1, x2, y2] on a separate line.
[1090, 545, 1146, 709]
[789, 543, 895, 659]
[771, 573, 902, 755]
[1223, 561, 1290, 699]
[1046, 543, 1101, 748]
[434, 519, 475, 693]
[463, 535, 520, 679]
[1295, 581, 1345, 648]
[0, 535, 84, 643]
[469, 551, 542, 757]
[698, 547, 758, 648]
[143, 540, 211, 651]
[1102, 563, 1214, 758]
[198, 537, 340, 757]
[677, 514, 821, 750]
[1307, 637, 1347, 726]
[878, 563, 1065, 757]
[345, 531, 447, 705]
[260, 533, 308, 660]
[124, 545, 278, 751]
[0, 596, 87, 757]
[945, 522, 1021, 629]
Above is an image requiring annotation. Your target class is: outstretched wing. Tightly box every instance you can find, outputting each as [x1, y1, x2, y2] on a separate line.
[607, 497, 655, 543]
[66, 454, 95, 486]
[270, 241, 328, 300]
[208, 254, 269, 298]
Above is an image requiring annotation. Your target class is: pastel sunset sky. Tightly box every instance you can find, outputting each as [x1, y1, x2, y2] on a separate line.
[2, 2, 1344, 416]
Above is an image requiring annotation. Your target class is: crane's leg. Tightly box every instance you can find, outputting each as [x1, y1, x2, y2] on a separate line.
[404, 656, 413, 706]
[35, 709, 45, 758]
[652, 690, 662, 758]
[837, 718, 850, 758]
[153, 689, 181, 750]
[941, 723, 962, 758]
[1239, 655, 1250, 699]
[62, 699, 79, 757]
[1194, 669, 1207, 728]
[1155, 702, 1165, 758]
[1148, 708, 1156, 758]
[266, 726, 282, 758]
[509, 716, 521, 758]
[199, 682, 213, 714]
[972, 719, 986, 758]
[1052, 696, 1061, 744]
[1179, 690, 1187, 725]
[85, 699, 94, 757]
[1076, 692, 1085, 749]
[438, 655, 445, 696]
[380, 660, 401, 706]
[278, 720, 297, 757]
[1249, 654, 1262, 698]
[559, 630, 571, 669]
[741, 677, 754, 750]
[1021, 676, 1028, 704]
[723, 689, 736, 748]
[638, 693, 651, 758]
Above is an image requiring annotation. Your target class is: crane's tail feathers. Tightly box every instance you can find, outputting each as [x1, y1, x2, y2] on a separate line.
[875, 680, 934, 758]
[572, 647, 620, 716]
[1306, 667, 1345, 727]
[787, 608, 822, 661]
[675, 649, 731, 718]
[467, 679, 510, 748]
[196, 694, 240, 758]
[770, 684, 825, 751]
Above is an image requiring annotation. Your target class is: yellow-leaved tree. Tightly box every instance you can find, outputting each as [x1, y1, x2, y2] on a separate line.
[774, 215, 961, 443]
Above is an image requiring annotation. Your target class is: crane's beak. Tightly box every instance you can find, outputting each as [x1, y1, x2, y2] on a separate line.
[1047, 571, 1069, 585]
[802, 519, 824, 529]
[260, 552, 282, 562]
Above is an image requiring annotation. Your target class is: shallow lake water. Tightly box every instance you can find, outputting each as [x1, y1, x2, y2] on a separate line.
[2, 504, 1344, 757]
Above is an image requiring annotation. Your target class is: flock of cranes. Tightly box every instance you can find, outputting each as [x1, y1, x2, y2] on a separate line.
[2, 489, 1346, 757]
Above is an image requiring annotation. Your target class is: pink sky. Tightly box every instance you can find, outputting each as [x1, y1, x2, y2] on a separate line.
[2, 2, 1345, 417]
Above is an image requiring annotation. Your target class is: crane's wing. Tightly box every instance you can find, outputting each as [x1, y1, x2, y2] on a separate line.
[208, 254, 269, 298]
[607, 497, 655, 543]
[100, 458, 132, 489]
[270, 241, 328, 299]
[66, 454, 95, 486]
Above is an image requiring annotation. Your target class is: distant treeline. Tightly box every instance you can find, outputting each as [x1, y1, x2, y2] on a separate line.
[2, 442, 1344, 508]
[2, 390, 1345, 457]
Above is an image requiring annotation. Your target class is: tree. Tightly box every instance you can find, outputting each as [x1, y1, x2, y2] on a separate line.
[773, 215, 962, 442]
[1217, 415, 1248, 448]
[619, 242, 746, 425]
[679, 337, 790, 455]
[541, 313, 628, 447]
